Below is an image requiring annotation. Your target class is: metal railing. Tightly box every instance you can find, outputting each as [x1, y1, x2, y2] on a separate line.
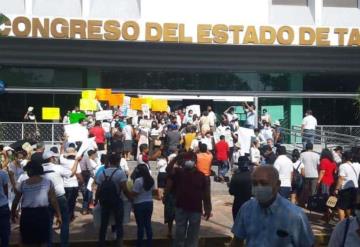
[0, 122, 65, 145]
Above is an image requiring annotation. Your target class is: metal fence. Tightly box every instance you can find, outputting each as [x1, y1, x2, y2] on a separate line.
[317, 125, 360, 137]
[0, 122, 65, 145]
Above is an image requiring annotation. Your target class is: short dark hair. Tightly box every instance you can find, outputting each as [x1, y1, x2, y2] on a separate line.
[342, 151, 353, 162]
[87, 150, 97, 156]
[305, 142, 313, 150]
[139, 144, 148, 152]
[320, 148, 334, 162]
[277, 146, 286, 155]
[220, 135, 225, 140]
[306, 110, 313, 115]
[108, 153, 120, 166]
[95, 120, 101, 126]
[199, 143, 207, 153]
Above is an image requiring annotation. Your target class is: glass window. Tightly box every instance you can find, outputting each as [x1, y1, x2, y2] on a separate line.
[323, 0, 358, 8]
[0, 66, 85, 88]
[273, 0, 308, 6]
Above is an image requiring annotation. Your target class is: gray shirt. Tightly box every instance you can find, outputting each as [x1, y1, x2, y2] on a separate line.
[96, 167, 127, 196]
[167, 130, 181, 150]
[300, 151, 320, 178]
[0, 170, 9, 207]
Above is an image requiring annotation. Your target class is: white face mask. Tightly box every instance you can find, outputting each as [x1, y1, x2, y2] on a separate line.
[252, 186, 274, 204]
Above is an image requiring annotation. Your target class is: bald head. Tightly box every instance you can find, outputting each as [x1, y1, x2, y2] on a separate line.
[252, 166, 281, 206]
[252, 166, 279, 185]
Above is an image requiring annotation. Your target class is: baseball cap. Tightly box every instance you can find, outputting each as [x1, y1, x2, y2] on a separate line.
[274, 120, 281, 126]
[3, 146, 14, 152]
[42, 150, 59, 160]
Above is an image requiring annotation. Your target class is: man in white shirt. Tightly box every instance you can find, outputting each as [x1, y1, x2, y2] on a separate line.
[42, 150, 80, 247]
[274, 146, 293, 199]
[300, 143, 320, 203]
[207, 106, 217, 132]
[301, 110, 317, 149]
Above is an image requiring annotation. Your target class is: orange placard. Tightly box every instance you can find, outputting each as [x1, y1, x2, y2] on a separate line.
[152, 99, 168, 112]
[109, 94, 124, 107]
[96, 88, 112, 101]
[130, 98, 143, 110]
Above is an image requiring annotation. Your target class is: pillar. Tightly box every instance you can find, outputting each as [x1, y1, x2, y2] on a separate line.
[289, 73, 303, 143]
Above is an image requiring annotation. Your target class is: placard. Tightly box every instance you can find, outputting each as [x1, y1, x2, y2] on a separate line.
[119, 105, 128, 117]
[96, 88, 112, 101]
[95, 110, 113, 121]
[141, 97, 153, 108]
[236, 127, 255, 154]
[69, 112, 86, 124]
[124, 96, 131, 106]
[185, 105, 200, 117]
[42, 107, 60, 120]
[109, 93, 124, 107]
[127, 109, 138, 118]
[82, 90, 96, 99]
[142, 104, 150, 118]
[152, 99, 168, 112]
[64, 123, 89, 142]
[80, 98, 97, 111]
[130, 98, 143, 110]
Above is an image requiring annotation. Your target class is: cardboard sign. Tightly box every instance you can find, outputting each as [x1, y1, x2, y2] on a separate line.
[152, 99, 168, 112]
[127, 109, 137, 118]
[109, 93, 124, 107]
[64, 123, 89, 142]
[142, 104, 150, 118]
[95, 110, 113, 120]
[124, 96, 131, 106]
[42, 107, 60, 120]
[96, 88, 112, 101]
[69, 112, 86, 124]
[119, 105, 128, 117]
[141, 97, 152, 108]
[80, 99, 97, 111]
[236, 127, 255, 154]
[130, 98, 143, 110]
[82, 90, 96, 99]
[185, 105, 200, 117]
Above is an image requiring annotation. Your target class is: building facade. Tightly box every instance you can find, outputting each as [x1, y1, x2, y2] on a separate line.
[0, 0, 360, 127]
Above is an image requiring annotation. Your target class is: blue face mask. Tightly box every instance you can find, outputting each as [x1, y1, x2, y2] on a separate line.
[252, 186, 274, 204]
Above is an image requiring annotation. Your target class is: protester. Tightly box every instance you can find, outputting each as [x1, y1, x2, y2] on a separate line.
[207, 106, 217, 132]
[228, 156, 252, 221]
[215, 135, 230, 182]
[243, 102, 256, 129]
[332, 146, 343, 166]
[230, 166, 314, 247]
[196, 143, 213, 178]
[274, 146, 293, 199]
[89, 121, 106, 151]
[199, 111, 211, 135]
[273, 120, 284, 146]
[317, 149, 337, 195]
[290, 149, 304, 204]
[301, 109, 317, 149]
[11, 161, 62, 247]
[250, 140, 261, 168]
[0, 165, 10, 247]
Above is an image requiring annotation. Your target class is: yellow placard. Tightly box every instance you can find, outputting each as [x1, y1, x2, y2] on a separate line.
[96, 88, 112, 101]
[81, 90, 96, 99]
[42, 107, 60, 120]
[130, 98, 143, 110]
[152, 99, 168, 112]
[80, 98, 97, 111]
[141, 97, 153, 108]
[109, 93, 124, 107]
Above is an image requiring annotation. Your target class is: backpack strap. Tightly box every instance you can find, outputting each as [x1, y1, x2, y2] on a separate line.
[103, 168, 119, 181]
[109, 168, 119, 180]
[341, 218, 351, 247]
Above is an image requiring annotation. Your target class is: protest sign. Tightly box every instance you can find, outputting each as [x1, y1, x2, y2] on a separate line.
[64, 123, 88, 142]
[127, 109, 137, 118]
[185, 105, 201, 117]
[109, 93, 124, 106]
[152, 99, 168, 112]
[130, 98, 142, 110]
[42, 107, 60, 120]
[96, 88, 112, 101]
[95, 110, 113, 121]
[142, 104, 150, 118]
[80, 99, 97, 111]
[82, 90, 96, 99]
[236, 127, 255, 154]
[119, 105, 128, 117]
[141, 97, 152, 108]
[69, 112, 86, 124]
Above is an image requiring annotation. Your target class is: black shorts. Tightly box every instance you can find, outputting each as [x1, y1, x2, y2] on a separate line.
[157, 172, 167, 188]
[20, 207, 51, 244]
[337, 187, 357, 210]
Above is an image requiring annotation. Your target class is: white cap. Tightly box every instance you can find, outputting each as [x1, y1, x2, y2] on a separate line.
[274, 120, 281, 126]
[3, 146, 14, 151]
[42, 150, 59, 160]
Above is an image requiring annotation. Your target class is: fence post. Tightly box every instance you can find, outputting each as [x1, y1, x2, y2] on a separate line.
[321, 126, 325, 149]
[51, 123, 55, 145]
[350, 126, 353, 136]
[21, 123, 24, 140]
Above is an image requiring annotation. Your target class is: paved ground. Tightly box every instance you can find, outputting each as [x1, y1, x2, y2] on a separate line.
[9, 161, 336, 246]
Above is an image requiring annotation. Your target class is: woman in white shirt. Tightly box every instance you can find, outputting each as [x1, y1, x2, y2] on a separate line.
[290, 149, 305, 204]
[130, 164, 159, 247]
[250, 140, 261, 168]
[11, 161, 61, 246]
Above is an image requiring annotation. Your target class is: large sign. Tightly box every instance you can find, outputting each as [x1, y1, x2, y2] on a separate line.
[1, 16, 360, 46]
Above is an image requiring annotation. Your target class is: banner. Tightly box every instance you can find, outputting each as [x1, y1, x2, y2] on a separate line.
[69, 112, 86, 124]
[64, 123, 89, 142]
[82, 90, 96, 99]
[130, 98, 143, 110]
[109, 93, 124, 106]
[42, 107, 60, 120]
[152, 99, 168, 112]
[95, 110, 113, 121]
[80, 98, 97, 111]
[96, 88, 112, 101]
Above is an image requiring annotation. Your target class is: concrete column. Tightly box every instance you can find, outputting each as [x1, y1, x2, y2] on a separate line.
[289, 73, 303, 143]
[82, 0, 91, 17]
[309, 0, 323, 25]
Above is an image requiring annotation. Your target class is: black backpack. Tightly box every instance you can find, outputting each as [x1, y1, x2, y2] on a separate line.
[98, 169, 119, 207]
[292, 162, 304, 189]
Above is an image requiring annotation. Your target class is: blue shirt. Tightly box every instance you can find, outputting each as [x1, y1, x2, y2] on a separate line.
[232, 194, 314, 247]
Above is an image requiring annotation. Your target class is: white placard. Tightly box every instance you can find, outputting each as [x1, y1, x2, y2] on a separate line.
[186, 105, 201, 117]
[76, 137, 97, 158]
[95, 110, 113, 120]
[127, 109, 138, 118]
[124, 96, 131, 106]
[236, 127, 255, 154]
[64, 123, 88, 142]
[141, 104, 150, 118]
[119, 105, 128, 116]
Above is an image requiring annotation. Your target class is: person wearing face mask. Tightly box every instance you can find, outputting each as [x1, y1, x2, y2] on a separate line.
[230, 166, 314, 247]
[328, 192, 360, 247]
[7, 151, 25, 208]
[166, 151, 212, 247]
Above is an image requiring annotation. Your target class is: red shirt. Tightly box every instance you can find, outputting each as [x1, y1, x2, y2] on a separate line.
[89, 126, 105, 144]
[215, 140, 229, 161]
[319, 158, 337, 186]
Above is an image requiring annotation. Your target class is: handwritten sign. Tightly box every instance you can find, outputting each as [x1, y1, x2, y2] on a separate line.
[42, 107, 60, 120]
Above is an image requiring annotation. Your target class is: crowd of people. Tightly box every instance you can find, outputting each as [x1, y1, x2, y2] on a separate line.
[0, 103, 359, 247]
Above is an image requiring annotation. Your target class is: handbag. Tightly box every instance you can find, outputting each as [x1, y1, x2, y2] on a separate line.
[326, 196, 338, 208]
[307, 190, 327, 213]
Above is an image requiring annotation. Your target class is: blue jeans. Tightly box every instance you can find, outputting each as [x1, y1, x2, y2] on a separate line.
[133, 201, 153, 247]
[81, 172, 93, 211]
[49, 195, 69, 247]
[302, 129, 315, 149]
[218, 160, 229, 178]
[98, 198, 124, 247]
[174, 208, 201, 247]
[65, 187, 79, 220]
[0, 205, 10, 247]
